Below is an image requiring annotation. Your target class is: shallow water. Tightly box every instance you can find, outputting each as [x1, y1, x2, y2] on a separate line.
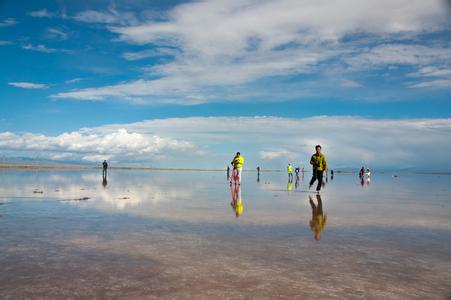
[0, 170, 450, 299]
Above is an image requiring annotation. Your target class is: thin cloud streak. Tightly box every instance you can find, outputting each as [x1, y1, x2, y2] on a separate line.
[8, 82, 48, 89]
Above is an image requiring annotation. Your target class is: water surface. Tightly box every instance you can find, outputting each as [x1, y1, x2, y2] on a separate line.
[1, 170, 450, 298]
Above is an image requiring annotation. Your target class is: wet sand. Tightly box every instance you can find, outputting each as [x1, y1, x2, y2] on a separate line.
[1, 170, 450, 298]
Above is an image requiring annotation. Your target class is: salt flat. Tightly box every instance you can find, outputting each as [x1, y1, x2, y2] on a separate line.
[0, 169, 450, 299]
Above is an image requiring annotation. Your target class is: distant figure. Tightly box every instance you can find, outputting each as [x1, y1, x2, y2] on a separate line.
[366, 168, 371, 177]
[227, 165, 230, 180]
[230, 152, 244, 186]
[309, 194, 327, 241]
[295, 174, 300, 189]
[331, 170, 334, 176]
[360, 176, 365, 187]
[256, 166, 260, 182]
[309, 145, 327, 192]
[102, 160, 108, 178]
[302, 167, 305, 173]
[295, 167, 300, 175]
[287, 163, 293, 181]
[230, 184, 243, 218]
[359, 166, 365, 178]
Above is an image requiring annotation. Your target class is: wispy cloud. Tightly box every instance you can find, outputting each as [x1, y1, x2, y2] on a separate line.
[0, 40, 13, 45]
[409, 79, 451, 89]
[22, 43, 57, 53]
[72, 8, 137, 25]
[0, 18, 17, 27]
[65, 78, 83, 84]
[47, 27, 68, 40]
[52, 0, 450, 104]
[260, 150, 295, 160]
[28, 9, 55, 18]
[407, 66, 451, 89]
[122, 47, 178, 61]
[8, 82, 48, 89]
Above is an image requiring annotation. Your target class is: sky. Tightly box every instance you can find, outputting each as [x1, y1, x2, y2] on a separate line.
[0, 0, 450, 170]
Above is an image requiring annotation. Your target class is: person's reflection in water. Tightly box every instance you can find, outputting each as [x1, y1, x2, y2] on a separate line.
[102, 174, 108, 188]
[230, 184, 243, 218]
[309, 194, 327, 241]
[287, 179, 293, 191]
[295, 174, 300, 189]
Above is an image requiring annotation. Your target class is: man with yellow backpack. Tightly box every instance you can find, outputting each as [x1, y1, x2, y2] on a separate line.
[230, 152, 244, 185]
[309, 145, 327, 192]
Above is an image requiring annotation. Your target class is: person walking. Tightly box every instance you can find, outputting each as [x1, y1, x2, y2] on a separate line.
[230, 152, 244, 185]
[309, 145, 327, 192]
[287, 163, 293, 181]
[256, 166, 260, 182]
[102, 160, 108, 178]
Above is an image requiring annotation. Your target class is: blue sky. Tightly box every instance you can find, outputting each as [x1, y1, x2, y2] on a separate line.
[0, 0, 450, 169]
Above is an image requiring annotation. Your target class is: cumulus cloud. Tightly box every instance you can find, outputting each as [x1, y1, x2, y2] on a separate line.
[51, 0, 451, 103]
[8, 82, 48, 89]
[0, 128, 196, 164]
[1, 116, 448, 170]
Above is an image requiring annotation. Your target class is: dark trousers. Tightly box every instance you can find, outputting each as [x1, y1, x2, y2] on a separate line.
[309, 170, 324, 191]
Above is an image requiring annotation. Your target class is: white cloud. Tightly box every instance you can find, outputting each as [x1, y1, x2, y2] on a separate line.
[8, 82, 48, 89]
[47, 27, 68, 40]
[28, 9, 55, 18]
[22, 43, 57, 53]
[2, 116, 449, 170]
[409, 79, 451, 89]
[65, 78, 83, 84]
[260, 150, 296, 160]
[340, 79, 363, 88]
[0, 18, 17, 27]
[406, 66, 451, 89]
[52, 0, 450, 103]
[122, 47, 178, 61]
[345, 44, 451, 70]
[72, 8, 137, 25]
[0, 128, 196, 165]
[412, 67, 451, 78]
[0, 40, 13, 45]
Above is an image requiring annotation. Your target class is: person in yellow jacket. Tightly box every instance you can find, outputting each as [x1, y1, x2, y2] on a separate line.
[309, 194, 327, 241]
[230, 152, 244, 185]
[309, 145, 327, 192]
[287, 163, 293, 181]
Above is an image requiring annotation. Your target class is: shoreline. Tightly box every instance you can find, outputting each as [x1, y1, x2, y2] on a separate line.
[0, 163, 449, 175]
